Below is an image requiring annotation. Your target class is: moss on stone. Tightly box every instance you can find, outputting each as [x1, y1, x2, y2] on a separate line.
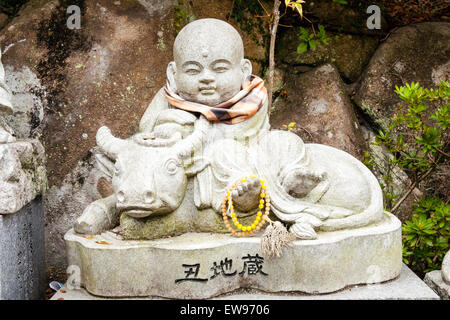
[276, 28, 380, 82]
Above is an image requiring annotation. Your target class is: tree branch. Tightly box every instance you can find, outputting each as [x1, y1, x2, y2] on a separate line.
[267, 0, 281, 122]
[391, 164, 435, 213]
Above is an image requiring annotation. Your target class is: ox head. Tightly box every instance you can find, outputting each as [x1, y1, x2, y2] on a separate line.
[96, 116, 209, 218]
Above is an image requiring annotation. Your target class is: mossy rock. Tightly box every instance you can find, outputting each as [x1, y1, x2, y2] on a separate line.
[276, 28, 379, 82]
[353, 22, 450, 132]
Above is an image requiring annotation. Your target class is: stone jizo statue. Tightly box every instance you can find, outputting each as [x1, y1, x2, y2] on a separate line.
[74, 18, 384, 241]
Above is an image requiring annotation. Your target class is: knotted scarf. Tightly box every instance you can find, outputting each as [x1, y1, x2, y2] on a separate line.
[163, 75, 267, 124]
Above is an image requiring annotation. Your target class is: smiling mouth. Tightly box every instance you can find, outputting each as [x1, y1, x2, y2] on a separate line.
[199, 88, 216, 95]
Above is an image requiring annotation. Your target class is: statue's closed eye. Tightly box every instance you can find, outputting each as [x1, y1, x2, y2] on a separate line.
[211, 60, 231, 73]
[185, 68, 201, 75]
[214, 66, 229, 73]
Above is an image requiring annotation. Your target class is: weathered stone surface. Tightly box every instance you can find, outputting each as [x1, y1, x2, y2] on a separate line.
[276, 28, 379, 82]
[51, 264, 439, 300]
[271, 64, 366, 159]
[0, 197, 46, 300]
[44, 153, 108, 268]
[424, 270, 450, 300]
[0, 139, 46, 214]
[65, 212, 402, 299]
[353, 22, 450, 131]
[0, 13, 8, 31]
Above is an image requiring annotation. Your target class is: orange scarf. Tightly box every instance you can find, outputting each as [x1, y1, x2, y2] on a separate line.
[164, 75, 267, 124]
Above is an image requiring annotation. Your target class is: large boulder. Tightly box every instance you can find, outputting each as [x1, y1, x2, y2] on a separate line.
[270, 64, 366, 159]
[353, 22, 450, 131]
[362, 128, 422, 222]
[276, 27, 379, 82]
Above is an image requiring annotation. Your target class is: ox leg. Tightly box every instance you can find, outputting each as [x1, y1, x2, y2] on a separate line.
[74, 195, 119, 235]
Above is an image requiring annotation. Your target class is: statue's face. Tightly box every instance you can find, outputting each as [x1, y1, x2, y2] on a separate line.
[168, 22, 252, 106]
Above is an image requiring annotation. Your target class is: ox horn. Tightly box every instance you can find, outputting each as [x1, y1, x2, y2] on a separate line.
[173, 115, 209, 159]
[96, 126, 128, 160]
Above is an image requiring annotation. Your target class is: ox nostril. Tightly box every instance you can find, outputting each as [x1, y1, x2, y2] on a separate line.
[145, 191, 155, 204]
[117, 191, 125, 203]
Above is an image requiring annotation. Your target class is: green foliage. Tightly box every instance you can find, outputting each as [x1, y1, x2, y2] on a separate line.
[296, 25, 331, 53]
[174, 0, 195, 34]
[282, 122, 297, 131]
[402, 197, 449, 276]
[332, 0, 348, 5]
[362, 151, 375, 168]
[371, 80, 449, 278]
[375, 80, 449, 210]
[227, 0, 266, 45]
[285, 0, 305, 17]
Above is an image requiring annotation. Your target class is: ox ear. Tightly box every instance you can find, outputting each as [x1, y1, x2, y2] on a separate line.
[184, 156, 209, 176]
[94, 152, 115, 179]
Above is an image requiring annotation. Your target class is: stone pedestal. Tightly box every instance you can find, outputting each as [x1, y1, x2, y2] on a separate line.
[424, 251, 450, 300]
[65, 212, 403, 299]
[51, 263, 440, 300]
[0, 140, 46, 300]
[424, 271, 450, 300]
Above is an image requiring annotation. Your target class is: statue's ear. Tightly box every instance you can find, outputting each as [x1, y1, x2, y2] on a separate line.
[167, 61, 177, 91]
[184, 156, 209, 177]
[241, 59, 252, 81]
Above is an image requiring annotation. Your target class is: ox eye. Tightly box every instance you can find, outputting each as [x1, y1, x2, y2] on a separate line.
[165, 159, 179, 175]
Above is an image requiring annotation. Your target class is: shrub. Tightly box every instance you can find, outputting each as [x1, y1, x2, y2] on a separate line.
[402, 197, 449, 277]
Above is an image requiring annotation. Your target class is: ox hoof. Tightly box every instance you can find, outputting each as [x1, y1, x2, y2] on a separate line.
[74, 199, 117, 235]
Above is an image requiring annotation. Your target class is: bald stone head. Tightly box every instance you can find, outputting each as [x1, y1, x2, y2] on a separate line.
[167, 18, 252, 106]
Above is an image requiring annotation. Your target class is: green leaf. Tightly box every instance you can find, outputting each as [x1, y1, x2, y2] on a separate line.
[296, 42, 308, 53]
[309, 39, 319, 50]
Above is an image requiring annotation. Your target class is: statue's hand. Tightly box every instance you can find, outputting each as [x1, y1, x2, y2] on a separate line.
[230, 176, 261, 213]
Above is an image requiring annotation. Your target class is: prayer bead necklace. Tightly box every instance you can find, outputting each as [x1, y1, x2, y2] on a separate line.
[222, 175, 271, 237]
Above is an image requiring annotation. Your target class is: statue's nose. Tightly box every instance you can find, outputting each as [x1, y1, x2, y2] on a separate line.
[117, 191, 125, 203]
[199, 70, 215, 84]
